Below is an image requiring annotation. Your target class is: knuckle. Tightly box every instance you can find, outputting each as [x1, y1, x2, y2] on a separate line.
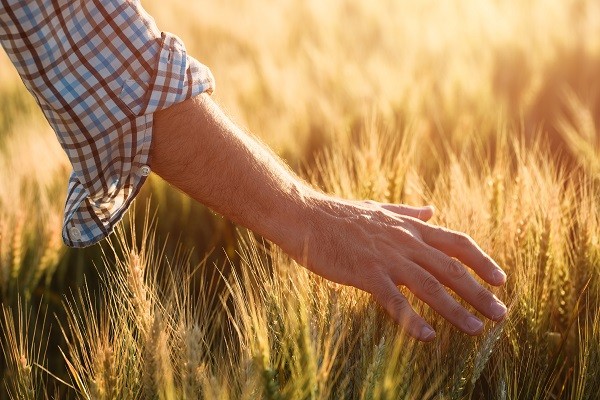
[387, 293, 410, 314]
[446, 258, 466, 280]
[376, 210, 396, 225]
[400, 229, 419, 243]
[475, 287, 492, 304]
[421, 275, 443, 296]
[454, 232, 474, 247]
[450, 303, 466, 319]
[383, 294, 413, 324]
[399, 231, 425, 256]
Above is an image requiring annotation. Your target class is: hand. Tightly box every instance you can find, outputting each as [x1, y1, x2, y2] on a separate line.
[297, 193, 507, 342]
[151, 96, 507, 342]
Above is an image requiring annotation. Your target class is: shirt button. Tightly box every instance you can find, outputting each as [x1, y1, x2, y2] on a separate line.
[140, 165, 151, 177]
[69, 226, 81, 241]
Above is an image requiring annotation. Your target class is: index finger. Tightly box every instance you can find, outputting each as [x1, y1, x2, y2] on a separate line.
[416, 223, 506, 286]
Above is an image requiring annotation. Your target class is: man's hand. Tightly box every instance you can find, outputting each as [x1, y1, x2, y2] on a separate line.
[151, 94, 507, 342]
[290, 195, 507, 341]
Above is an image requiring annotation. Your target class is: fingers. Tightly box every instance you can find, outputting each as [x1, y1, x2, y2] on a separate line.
[380, 204, 435, 222]
[389, 262, 487, 335]
[369, 275, 436, 341]
[412, 246, 508, 321]
[332, 199, 506, 339]
[417, 223, 506, 286]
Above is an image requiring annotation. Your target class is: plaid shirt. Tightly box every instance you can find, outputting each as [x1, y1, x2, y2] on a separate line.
[0, 0, 215, 247]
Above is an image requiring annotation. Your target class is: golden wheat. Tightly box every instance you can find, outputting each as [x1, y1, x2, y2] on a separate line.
[1, 0, 600, 398]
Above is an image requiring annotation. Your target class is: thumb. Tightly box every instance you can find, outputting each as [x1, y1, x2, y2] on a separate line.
[380, 204, 435, 221]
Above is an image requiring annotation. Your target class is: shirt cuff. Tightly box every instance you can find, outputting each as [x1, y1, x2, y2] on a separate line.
[62, 32, 215, 248]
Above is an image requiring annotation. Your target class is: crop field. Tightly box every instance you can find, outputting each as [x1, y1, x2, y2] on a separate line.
[1, 0, 600, 398]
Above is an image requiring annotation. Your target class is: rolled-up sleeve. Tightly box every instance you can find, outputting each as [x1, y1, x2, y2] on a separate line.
[0, 0, 215, 247]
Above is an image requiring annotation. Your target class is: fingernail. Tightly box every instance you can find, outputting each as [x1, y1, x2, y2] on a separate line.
[492, 269, 507, 284]
[490, 299, 507, 320]
[466, 316, 483, 333]
[420, 325, 436, 341]
[425, 205, 435, 215]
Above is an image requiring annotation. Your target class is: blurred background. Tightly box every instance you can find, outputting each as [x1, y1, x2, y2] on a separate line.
[1, 0, 599, 398]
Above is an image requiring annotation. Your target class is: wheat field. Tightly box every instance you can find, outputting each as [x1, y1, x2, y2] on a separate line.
[1, 0, 600, 398]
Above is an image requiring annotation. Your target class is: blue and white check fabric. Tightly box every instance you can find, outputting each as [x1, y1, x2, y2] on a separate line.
[0, 0, 215, 247]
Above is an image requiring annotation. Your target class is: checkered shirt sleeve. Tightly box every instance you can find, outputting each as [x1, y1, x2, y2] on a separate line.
[0, 0, 215, 247]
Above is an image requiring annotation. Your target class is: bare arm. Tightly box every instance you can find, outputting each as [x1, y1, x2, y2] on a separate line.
[151, 93, 507, 341]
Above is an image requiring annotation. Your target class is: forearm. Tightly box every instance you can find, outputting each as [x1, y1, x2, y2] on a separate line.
[150, 93, 507, 342]
[150, 93, 312, 257]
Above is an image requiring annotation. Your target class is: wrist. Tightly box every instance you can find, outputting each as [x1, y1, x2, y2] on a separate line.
[262, 183, 324, 261]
